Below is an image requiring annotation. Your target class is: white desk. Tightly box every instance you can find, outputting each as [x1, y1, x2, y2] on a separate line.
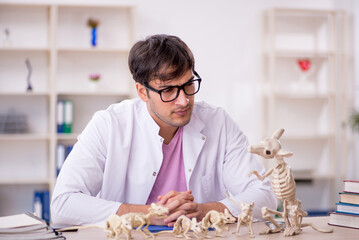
[62, 216, 357, 240]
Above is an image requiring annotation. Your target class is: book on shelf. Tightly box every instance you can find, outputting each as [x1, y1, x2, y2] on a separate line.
[336, 202, 359, 215]
[32, 190, 50, 223]
[344, 179, 359, 193]
[339, 192, 359, 205]
[0, 212, 65, 240]
[329, 211, 359, 229]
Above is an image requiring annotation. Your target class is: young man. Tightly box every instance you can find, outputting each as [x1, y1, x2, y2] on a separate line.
[51, 34, 276, 226]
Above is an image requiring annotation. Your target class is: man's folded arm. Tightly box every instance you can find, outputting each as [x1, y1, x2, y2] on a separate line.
[51, 192, 122, 226]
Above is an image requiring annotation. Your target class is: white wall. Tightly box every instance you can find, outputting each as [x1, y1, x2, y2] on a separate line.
[1, 0, 342, 140]
[130, 0, 340, 144]
[1, 0, 357, 178]
[351, 0, 359, 180]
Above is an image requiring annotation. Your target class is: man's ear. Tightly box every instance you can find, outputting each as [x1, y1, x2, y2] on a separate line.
[136, 82, 148, 102]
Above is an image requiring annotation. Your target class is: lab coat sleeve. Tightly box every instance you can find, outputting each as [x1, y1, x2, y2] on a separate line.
[219, 113, 277, 219]
[51, 111, 121, 226]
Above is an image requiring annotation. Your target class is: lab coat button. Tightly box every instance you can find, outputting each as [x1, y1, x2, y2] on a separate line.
[153, 172, 157, 176]
[160, 139, 163, 142]
[202, 136, 205, 140]
[188, 168, 192, 172]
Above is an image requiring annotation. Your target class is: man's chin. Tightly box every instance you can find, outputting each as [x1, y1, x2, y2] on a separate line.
[171, 116, 191, 128]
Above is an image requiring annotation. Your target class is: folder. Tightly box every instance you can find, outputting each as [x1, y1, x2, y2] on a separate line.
[56, 145, 65, 176]
[63, 100, 73, 134]
[56, 101, 64, 133]
[33, 190, 50, 223]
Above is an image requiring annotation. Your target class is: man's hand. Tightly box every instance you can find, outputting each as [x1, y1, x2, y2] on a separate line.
[157, 190, 203, 227]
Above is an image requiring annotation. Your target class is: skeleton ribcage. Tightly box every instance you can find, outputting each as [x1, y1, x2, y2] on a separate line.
[270, 164, 296, 202]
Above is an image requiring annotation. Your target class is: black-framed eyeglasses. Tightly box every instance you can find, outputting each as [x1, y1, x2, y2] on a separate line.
[144, 71, 202, 102]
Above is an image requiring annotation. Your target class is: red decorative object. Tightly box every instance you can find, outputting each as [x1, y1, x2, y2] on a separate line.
[297, 59, 311, 72]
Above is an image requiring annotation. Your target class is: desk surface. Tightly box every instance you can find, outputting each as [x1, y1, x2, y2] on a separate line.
[62, 216, 357, 240]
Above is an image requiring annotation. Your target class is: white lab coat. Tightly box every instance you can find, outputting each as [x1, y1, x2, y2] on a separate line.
[51, 98, 276, 226]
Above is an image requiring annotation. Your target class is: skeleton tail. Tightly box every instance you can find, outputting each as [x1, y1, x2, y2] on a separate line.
[223, 192, 241, 210]
[153, 230, 173, 235]
[56, 225, 104, 232]
[300, 223, 333, 233]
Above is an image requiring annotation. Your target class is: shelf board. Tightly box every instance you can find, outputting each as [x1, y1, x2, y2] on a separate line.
[57, 91, 130, 97]
[271, 92, 335, 99]
[58, 4, 133, 9]
[0, 47, 50, 52]
[292, 170, 335, 180]
[282, 134, 335, 141]
[57, 133, 79, 140]
[57, 47, 129, 53]
[0, 134, 50, 141]
[0, 92, 50, 97]
[272, 8, 338, 15]
[0, 179, 50, 185]
[268, 50, 336, 58]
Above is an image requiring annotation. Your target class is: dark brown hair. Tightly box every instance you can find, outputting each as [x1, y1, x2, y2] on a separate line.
[128, 34, 195, 85]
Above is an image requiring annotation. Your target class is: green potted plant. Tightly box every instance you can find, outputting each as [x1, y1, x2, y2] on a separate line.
[351, 111, 359, 133]
[89, 73, 101, 90]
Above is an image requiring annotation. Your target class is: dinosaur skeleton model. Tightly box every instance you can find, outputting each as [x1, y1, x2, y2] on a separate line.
[248, 128, 333, 236]
[201, 209, 236, 238]
[57, 203, 169, 240]
[154, 215, 202, 239]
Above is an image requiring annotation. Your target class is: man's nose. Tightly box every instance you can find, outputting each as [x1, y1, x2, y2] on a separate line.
[175, 89, 189, 105]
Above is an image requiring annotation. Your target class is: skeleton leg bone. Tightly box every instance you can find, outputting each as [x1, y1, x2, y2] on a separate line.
[260, 207, 284, 235]
[248, 220, 254, 238]
[300, 223, 334, 233]
[232, 221, 242, 235]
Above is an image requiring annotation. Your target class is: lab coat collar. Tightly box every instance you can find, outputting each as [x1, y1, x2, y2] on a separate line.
[138, 100, 161, 136]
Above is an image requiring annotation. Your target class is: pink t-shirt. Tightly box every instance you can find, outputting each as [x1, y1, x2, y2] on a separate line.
[146, 127, 187, 204]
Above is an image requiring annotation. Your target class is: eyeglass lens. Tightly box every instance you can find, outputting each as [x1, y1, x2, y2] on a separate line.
[161, 80, 200, 102]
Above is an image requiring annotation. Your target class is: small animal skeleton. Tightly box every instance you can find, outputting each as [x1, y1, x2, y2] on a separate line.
[248, 128, 333, 236]
[121, 203, 169, 239]
[105, 214, 133, 240]
[57, 214, 132, 240]
[57, 203, 169, 240]
[201, 209, 236, 238]
[154, 215, 202, 239]
[224, 193, 255, 238]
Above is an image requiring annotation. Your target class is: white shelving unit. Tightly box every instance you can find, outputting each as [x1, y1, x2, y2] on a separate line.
[0, 3, 136, 216]
[261, 9, 348, 211]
